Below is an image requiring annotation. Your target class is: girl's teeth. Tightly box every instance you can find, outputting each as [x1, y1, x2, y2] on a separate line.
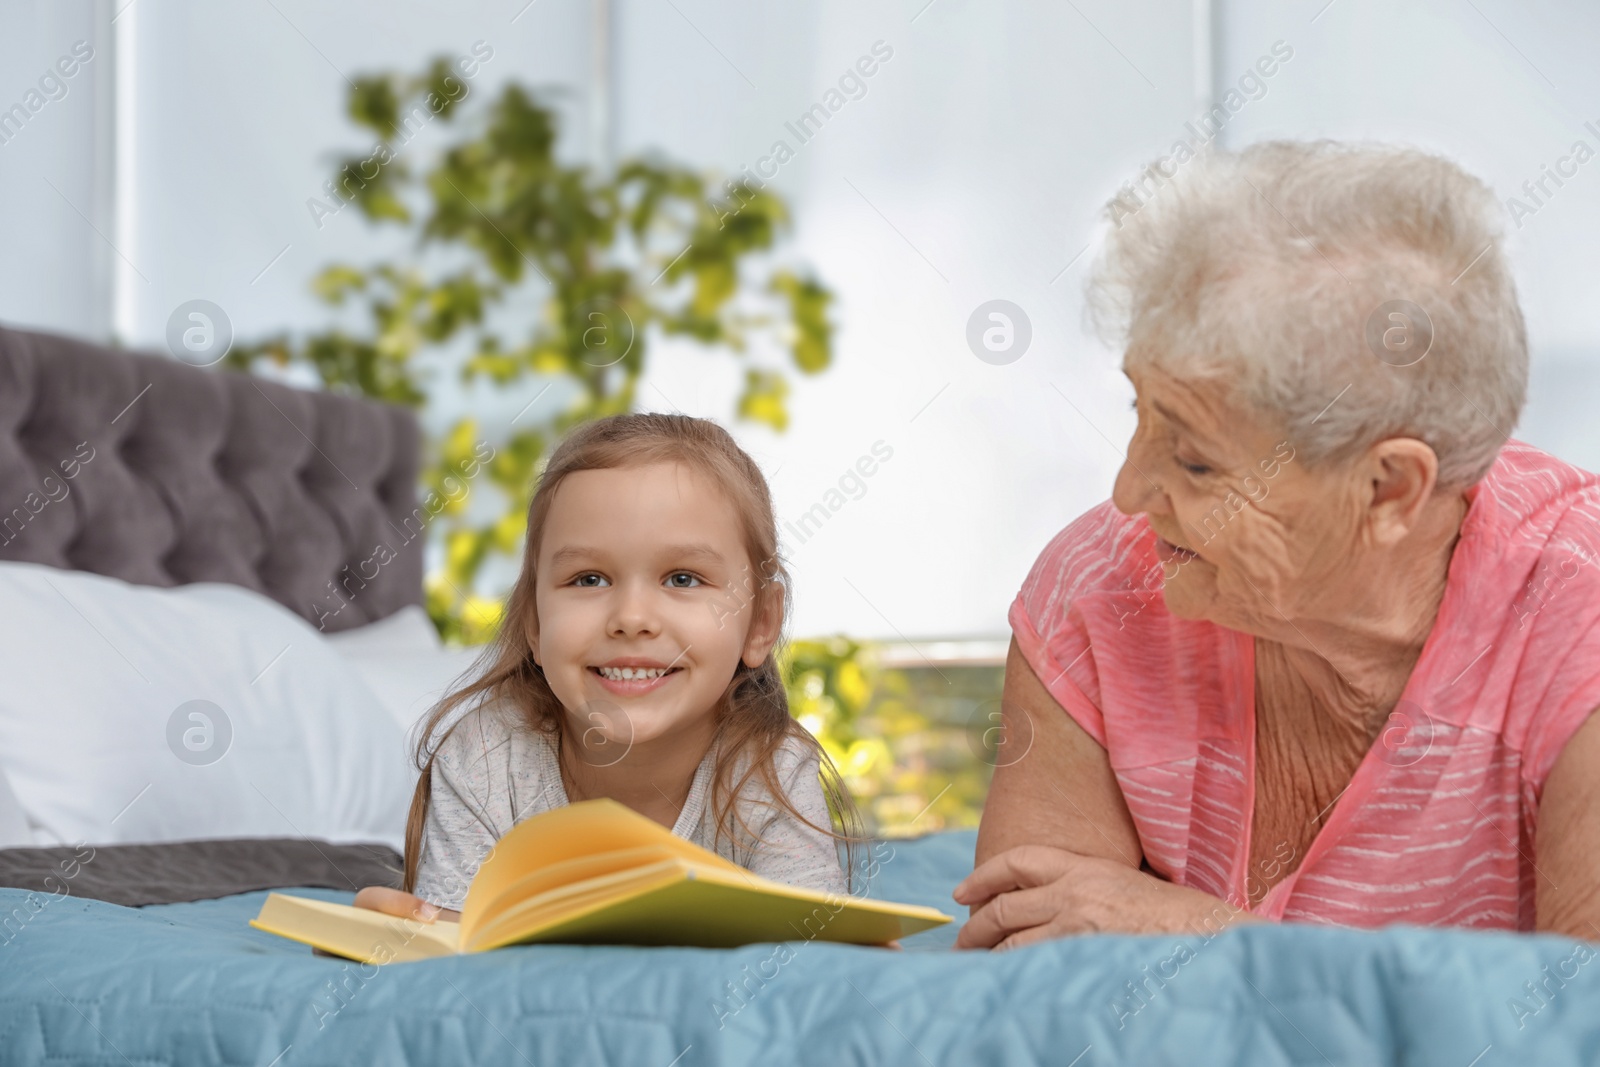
[599, 666, 671, 681]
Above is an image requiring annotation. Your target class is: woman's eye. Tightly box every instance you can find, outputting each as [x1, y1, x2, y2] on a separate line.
[1177, 459, 1211, 476]
[666, 572, 702, 589]
[574, 573, 608, 588]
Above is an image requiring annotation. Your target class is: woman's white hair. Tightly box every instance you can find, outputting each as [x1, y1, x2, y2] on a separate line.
[1088, 140, 1527, 490]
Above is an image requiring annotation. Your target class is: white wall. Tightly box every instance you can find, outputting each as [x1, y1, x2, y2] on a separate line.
[10, 0, 1204, 642]
[0, 0, 112, 339]
[109, 0, 595, 351]
[5, 0, 1595, 641]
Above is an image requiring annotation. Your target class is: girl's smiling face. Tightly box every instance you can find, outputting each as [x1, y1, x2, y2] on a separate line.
[529, 460, 781, 757]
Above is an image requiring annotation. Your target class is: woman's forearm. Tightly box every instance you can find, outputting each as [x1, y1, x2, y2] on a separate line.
[977, 639, 1143, 868]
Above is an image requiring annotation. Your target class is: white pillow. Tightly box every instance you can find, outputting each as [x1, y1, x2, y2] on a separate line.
[0, 562, 413, 850]
[329, 636, 486, 742]
[323, 604, 442, 657]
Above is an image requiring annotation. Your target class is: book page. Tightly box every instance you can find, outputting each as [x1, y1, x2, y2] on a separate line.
[251, 894, 461, 963]
[459, 798, 747, 942]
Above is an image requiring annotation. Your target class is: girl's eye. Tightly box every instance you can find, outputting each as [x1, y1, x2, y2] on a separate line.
[574, 573, 609, 588]
[666, 572, 702, 589]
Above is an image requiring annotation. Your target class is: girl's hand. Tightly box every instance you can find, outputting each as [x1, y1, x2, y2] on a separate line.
[352, 886, 461, 923]
[952, 845, 1256, 950]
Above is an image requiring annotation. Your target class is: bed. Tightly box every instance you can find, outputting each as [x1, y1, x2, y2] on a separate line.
[3, 326, 1600, 1066]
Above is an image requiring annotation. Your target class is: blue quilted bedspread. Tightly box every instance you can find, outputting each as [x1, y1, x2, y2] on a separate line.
[3, 829, 1599, 1066]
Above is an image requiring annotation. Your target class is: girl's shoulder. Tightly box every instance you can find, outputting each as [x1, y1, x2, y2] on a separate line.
[709, 727, 846, 893]
[722, 726, 824, 792]
[693, 727, 829, 827]
[726, 729, 835, 830]
[430, 696, 559, 786]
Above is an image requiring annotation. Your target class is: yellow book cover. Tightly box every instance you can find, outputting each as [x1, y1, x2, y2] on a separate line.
[250, 798, 951, 963]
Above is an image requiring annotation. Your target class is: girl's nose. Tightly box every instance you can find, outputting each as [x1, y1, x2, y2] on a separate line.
[607, 581, 660, 637]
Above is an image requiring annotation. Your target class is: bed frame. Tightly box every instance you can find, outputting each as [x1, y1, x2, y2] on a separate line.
[0, 325, 423, 632]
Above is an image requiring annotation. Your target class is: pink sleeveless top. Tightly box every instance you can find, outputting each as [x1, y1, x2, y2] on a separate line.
[1009, 440, 1600, 930]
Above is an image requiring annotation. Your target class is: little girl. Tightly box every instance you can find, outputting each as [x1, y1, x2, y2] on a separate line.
[356, 413, 859, 923]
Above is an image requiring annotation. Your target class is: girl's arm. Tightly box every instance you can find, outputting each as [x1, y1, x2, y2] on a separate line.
[356, 713, 508, 918]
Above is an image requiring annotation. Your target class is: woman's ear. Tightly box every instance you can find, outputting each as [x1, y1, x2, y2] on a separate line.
[1365, 437, 1440, 546]
[741, 581, 785, 668]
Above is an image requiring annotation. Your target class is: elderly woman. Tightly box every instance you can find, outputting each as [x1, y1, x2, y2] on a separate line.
[955, 141, 1600, 947]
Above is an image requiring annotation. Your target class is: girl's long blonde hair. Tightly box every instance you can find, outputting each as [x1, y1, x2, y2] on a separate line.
[402, 413, 863, 892]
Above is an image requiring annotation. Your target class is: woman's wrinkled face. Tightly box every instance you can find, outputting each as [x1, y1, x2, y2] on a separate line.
[530, 461, 779, 758]
[1111, 363, 1359, 632]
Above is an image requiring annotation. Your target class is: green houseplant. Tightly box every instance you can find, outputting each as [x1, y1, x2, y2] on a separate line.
[231, 57, 834, 643]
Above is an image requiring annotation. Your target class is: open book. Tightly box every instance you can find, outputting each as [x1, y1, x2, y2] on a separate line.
[251, 798, 951, 963]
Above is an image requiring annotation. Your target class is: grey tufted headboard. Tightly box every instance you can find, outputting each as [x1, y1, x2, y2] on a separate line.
[0, 325, 424, 632]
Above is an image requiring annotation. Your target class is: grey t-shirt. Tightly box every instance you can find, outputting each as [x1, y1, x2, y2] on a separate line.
[412, 701, 847, 910]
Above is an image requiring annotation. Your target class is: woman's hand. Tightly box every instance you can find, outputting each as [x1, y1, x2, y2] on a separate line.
[952, 845, 1256, 950]
[352, 886, 460, 924]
